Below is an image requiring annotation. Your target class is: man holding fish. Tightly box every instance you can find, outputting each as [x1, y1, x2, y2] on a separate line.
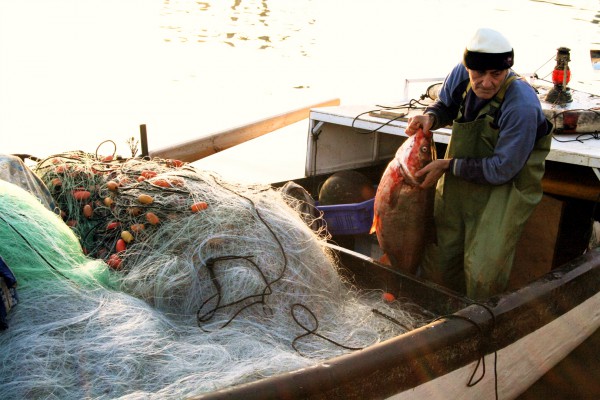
[404, 28, 553, 300]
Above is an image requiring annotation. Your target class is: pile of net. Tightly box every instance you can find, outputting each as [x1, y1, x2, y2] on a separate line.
[0, 152, 431, 399]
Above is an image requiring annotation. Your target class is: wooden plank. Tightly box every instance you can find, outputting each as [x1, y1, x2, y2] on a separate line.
[393, 293, 600, 400]
[542, 161, 600, 201]
[543, 177, 600, 201]
[149, 98, 340, 162]
[510, 194, 564, 289]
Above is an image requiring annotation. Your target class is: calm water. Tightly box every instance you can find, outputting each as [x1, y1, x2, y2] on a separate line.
[0, 0, 599, 397]
[0, 0, 598, 158]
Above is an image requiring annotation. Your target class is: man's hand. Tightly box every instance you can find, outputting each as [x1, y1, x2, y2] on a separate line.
[406, 114, 434, 136]
[416, 159, 452, 188]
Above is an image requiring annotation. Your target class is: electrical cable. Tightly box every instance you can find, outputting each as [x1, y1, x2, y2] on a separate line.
[351, 98, 431, 135]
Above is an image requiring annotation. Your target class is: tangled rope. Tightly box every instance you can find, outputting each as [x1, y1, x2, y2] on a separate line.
[0, 151, 433, 399]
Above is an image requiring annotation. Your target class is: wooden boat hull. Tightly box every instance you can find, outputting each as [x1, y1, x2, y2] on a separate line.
[400, 291, 599, 399]
[184, 84, 600, 398]
[193, 245, 600, 400]
[111, 79, 600, 398]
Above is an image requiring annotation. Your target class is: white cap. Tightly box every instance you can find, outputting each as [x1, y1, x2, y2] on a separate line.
[463, 28, 514, 70]
[467, 28, 512, 53]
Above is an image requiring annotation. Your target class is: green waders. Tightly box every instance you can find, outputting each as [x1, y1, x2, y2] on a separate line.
[422, 76, 552, 300]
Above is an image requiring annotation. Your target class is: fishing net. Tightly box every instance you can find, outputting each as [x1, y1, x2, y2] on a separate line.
[0, 154, 57, 212]
[0, 179, 109, 287]
[0, 151, 432, 399]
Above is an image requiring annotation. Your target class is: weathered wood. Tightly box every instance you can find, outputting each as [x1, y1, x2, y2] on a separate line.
[191, 243, 600, 400]
[139, 124, 149, 157]
[510, 194, 563, 289]
[542, 161, 600, 201]
[149, 98, 340, 162]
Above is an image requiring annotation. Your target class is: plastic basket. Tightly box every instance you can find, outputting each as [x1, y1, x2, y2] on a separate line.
[316, 197, 375, 235]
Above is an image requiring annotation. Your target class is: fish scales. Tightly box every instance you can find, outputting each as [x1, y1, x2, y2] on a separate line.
[371, 128, 436, 274]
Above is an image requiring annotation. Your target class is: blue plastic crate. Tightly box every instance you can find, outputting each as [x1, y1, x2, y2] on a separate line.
[316, 197, 375, 235]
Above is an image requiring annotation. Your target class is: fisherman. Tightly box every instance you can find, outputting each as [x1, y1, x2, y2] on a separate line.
[405, 28, 553, 300]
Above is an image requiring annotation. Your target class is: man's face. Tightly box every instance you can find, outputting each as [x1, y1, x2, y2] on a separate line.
[467, 68, 509, 99]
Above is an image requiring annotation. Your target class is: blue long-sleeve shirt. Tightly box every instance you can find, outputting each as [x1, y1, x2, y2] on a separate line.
[0, 256, 18, 330]
[425, 63, 550, 185]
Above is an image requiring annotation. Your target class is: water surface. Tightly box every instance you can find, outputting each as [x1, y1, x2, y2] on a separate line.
[1, 0, 598, 157]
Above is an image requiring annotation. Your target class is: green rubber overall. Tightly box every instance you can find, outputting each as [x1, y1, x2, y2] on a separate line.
[422, 76, 552, 299]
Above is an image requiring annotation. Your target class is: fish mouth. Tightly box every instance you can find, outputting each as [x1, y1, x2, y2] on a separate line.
[398, 162, 422, 187]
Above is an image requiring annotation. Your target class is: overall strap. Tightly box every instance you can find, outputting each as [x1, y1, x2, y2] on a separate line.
[485, 74, 518, 121]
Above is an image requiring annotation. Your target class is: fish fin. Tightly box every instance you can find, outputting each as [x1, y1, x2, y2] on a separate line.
[370, 214, 378, 235]
[378, 253, 392, 266]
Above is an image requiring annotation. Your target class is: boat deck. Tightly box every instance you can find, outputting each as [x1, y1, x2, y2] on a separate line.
[192, 81, 600, 187]
[308, 100, 600, 171]
[184, 86, 600, 400]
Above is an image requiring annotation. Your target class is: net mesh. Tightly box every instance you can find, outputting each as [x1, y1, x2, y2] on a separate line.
[0, 153, 432, 399]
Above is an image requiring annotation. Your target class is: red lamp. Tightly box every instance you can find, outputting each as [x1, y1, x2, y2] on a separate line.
[545, 47, 573, 104]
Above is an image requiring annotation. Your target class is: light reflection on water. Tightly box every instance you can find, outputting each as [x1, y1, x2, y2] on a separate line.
[0, 0, 598, 157]
[0, 1, 598, 397]
[161, 0, 316, 56]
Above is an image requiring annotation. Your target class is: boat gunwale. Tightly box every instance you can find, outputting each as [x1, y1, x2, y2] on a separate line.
[193, 246, 600, 400]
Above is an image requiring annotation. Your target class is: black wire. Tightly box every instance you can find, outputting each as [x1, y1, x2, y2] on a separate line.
[11, 154, 41, 162]
[531, 54, 559, 83]
[350, 98, 430, 135]
[552, 131, 600, 143]
[548, 108, 600, 142]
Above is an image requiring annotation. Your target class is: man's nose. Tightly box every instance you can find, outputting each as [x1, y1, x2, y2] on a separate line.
[481, 75, 494, 87]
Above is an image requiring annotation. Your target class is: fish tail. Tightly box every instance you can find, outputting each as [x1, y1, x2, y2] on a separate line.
[370, 214, 378, 234]
[378, 253, 391, 266]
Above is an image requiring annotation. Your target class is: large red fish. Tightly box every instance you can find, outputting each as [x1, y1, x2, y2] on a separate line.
[370, 128, 436, 274]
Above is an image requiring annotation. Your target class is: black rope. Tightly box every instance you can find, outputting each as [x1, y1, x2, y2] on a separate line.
[193, 176, 370, 354]
[212, 176, 289, 282]
[196, 255, 274, 331]
[291, 303, 364, 355]
[195, 176, 288, 331]
[429, 301, 498, 400]
[371, 308, 411, 331]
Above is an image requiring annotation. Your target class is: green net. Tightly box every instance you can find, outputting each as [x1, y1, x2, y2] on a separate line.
[0, 154, 430, 399]
[0, 179, 110, 287]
